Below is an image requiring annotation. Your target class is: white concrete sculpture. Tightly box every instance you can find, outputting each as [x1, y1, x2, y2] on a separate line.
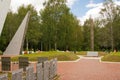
[3, 12, 30, 55]
[0, 0, 11, 35]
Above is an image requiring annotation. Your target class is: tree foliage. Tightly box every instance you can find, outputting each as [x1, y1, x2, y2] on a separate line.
[0, 5, 41, 51]
[40, 0, 83, 51]
[99, 0, 120, 51]
[0, 0, 120, 52]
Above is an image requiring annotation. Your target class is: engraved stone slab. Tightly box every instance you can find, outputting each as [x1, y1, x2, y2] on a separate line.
[19, 57, 29, 71]
[53, 58, 57, 77]
[1, 57, 11, 71]
[0, 74, 8, 80]
[38, 57, 48, 63]
[12, 69, 23, 80]
[38, 57, 48, 68]
[87, 51, 98, 57]
[43, 61, 50, 80]
[26, 66, 35, 80]
[36, 63, 43, 80]
[0, 0, 11, 35]
[3, 12, 30, 55]
[49, 59, 54, 80]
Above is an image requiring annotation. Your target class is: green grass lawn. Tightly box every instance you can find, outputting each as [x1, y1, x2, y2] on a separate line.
[98, 51, 107, 56]
[101, 52, 120, 62]
[11, 51, 79, 61]
[75, 51, 87, 55]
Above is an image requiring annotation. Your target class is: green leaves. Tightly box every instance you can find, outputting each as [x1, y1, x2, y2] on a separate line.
[0, 5, 41, 51]
[40, 0, 82, 51]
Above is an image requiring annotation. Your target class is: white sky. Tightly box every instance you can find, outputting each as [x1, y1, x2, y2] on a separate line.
[79, 0, 120, 25]
[79, 2, 103, 25]
[10, 0, 120, 25]
[10, 0, 46, 13]
[10, 0, 77, 12]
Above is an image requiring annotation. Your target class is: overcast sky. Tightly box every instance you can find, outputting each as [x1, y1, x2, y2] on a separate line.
[10, 0, 120, 25]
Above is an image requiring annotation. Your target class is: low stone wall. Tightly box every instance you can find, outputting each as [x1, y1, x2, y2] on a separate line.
[0, 58, 57, 80]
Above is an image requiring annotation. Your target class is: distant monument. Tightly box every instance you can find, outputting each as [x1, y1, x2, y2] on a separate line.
[87, 51, 98, 57]
[0, 0, 11, 35]
[3, 12, 30, 56]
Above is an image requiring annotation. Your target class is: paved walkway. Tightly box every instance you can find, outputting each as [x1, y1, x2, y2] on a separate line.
[58, 56, 120, 80]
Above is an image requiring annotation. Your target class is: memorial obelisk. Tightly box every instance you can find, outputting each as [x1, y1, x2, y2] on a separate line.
[3, 12, 30, 56]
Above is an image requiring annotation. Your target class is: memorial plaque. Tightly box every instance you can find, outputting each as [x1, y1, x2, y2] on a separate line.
[12, 69, 23, 80]
[36, 63, 43, 80]
[26, 66, 35, 80]
[19, 57, 29, 71]
[43, 61, 50, 80]
[0, 74, 8, 80]
[87, 51, 98, 57]
[1, 57, 11, 71]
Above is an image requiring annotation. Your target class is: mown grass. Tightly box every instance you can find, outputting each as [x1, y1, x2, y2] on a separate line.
[11, 51, 79, 61]
[101, 52, 120, 62]
[98, 51, 107, 56]
[76, 51, 87, 55]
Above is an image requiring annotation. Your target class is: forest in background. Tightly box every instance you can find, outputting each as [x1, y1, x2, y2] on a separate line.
[0, 0, 120, 52]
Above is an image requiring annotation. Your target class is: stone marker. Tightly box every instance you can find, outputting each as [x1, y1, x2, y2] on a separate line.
[43, 61, 50, 80]
[3, 11, 30, 55]
[53, 58, 57, 76]
[0, 74, 8, 80]
[1, 57, 11, 71]
[38, 57, 48, 68]
[36, 63, 43, 80]
[87, 51, 98, 57]
[0, 0, 11, 35]
[38, 57, 48, 63]
[19, 57, 29, 71]
[26, 66, 35, 80]
[49, 59, 54, 80]
[12, 69, 23, 80]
